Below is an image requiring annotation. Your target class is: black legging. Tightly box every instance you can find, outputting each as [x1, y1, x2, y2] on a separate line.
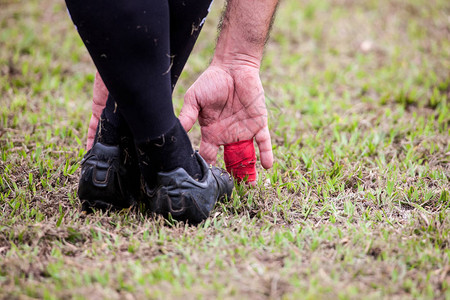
[65, 0, 212, 140]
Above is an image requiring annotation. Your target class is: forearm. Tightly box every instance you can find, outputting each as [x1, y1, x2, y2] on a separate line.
[212, 0, 279, 69]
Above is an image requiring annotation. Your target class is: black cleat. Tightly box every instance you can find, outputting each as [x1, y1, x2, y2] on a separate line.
[78, 141, 141, 212]
[143, 152, 233, 225]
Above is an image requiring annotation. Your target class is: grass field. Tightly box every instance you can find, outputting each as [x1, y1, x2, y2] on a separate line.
[1, 0, 449, 299]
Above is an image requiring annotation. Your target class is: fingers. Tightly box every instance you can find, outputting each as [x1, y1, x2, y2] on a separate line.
[255, 126, 273, 169]
[199, 139, 219, 166]
[86, 115, 98, 150]
[91, 100, 105, 122]
[87, 72, 108, 150]
[93, 72, 109, 106]
[179, 90, 199, 132]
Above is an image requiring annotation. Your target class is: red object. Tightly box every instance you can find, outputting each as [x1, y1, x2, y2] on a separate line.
[224, 139, 257, 183]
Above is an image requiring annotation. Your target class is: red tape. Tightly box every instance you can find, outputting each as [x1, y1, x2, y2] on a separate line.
[224, 139, 257, 183]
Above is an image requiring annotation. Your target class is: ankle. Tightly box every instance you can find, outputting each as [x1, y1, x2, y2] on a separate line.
[135, 119, 202, 188]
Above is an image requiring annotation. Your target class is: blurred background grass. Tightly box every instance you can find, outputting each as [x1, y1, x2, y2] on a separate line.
[0, 0, 449, 298]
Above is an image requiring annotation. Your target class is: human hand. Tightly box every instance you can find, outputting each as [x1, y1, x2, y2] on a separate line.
[86, 72, 108, 150]
[179, 64, 273, 170]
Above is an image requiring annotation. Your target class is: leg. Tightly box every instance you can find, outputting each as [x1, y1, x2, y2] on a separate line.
[66, 0, 202, 186]
[68, 0, 233, 222]
[66, 0, 175, 140]
[168, 0, 213, 88]
[87, 0, 213, 150]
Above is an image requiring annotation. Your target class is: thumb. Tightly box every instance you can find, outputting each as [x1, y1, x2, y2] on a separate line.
[199, 139, 219, 166]
[179, 90, 199, 132]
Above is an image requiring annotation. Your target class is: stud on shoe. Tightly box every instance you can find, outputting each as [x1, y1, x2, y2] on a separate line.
[78, 142, 141, 212]
[143, 152, 233, 225]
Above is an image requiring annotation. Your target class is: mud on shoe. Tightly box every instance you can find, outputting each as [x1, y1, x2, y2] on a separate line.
[144, 152, 233, 225]
[78, 141, 141, 212]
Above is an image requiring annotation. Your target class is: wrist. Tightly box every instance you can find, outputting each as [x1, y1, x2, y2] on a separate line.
[211, 51, 261, 71]
[211, 28, 263, 70]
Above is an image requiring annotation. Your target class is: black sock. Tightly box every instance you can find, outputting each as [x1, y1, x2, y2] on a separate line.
[94, 95, 121, 146]
[135, 119, 202, 188]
